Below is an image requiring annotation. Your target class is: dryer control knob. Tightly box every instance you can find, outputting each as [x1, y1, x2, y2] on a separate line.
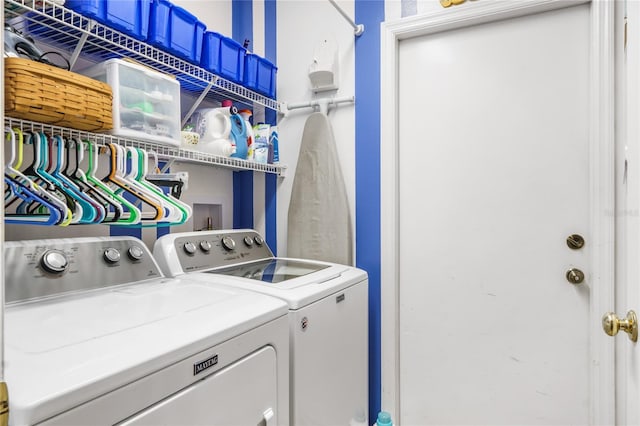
[243, 236, 254, 247]
[183, 242, 197, 255]
[199, 241, 212, 252]
[127, 245, 144, 261]
[103, 248, 121, 264]
[221, 236, 236, 251]
[254, 235, 264, 246]
[40, 249, 69, 274]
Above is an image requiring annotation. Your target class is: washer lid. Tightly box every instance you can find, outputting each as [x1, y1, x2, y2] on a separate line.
[5, 277, 287, 425]
[196, 258, 368, 309]
[210, 258, 331, 284]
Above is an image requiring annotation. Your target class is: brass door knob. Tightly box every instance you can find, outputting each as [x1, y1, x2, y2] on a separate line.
[602, 310, 638, 342]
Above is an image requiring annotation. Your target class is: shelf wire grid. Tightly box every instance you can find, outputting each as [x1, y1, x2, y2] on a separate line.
[4, 0, 280, 110]
[5, 117, 287, 176]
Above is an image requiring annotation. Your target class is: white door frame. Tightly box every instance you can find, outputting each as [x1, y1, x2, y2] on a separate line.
[379, 0, 615, 424]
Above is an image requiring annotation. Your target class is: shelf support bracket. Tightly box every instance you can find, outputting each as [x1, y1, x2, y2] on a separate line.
[159, 158, 175, 174]
[69, 19, 97, 70]
[181, 79, 217, 129]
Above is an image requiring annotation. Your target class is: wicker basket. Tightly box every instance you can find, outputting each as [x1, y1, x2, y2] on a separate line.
[5, 57, 113, 131]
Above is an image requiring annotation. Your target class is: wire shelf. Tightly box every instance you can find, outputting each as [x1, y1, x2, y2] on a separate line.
[5, 117, 287, 176]
[4, 0, 280, 110]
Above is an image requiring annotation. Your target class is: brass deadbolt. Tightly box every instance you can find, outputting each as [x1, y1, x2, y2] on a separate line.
[602, 310, 638, 342]
[566, 234, 585, 250]
[566, 268, 585, 284]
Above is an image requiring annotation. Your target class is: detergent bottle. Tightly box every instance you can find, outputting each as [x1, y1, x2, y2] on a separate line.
[268, 126, 279, 164]
[238, 109, 255, 161]
[253, 123, 270, 164]
[229, 113, 248, 159]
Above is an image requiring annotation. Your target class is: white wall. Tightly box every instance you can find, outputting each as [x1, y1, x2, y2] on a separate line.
[173, 0, 233, 35]
[275, 0, 356, 257]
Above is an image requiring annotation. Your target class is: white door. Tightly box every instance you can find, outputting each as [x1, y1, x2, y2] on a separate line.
[381, 1, 615, 425]
[616, 1, 640, 424]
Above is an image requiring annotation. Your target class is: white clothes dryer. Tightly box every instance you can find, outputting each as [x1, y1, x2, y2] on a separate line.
[4, 236, 289, 426]
[153, 229, 369, 426]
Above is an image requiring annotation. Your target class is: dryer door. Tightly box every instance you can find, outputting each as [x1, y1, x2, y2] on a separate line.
[119, 346, 278, 426]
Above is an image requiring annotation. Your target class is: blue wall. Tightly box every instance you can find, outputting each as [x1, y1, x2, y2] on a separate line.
[232, 0, 278, 252]
[355, 1, 384, 421]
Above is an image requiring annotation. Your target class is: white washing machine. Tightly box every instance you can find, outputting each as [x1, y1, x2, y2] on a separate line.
[4, 236, 289, 426]
[153, 229, 369, 426]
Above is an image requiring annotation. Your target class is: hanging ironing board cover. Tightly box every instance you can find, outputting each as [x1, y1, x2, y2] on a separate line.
[287, 112, 353, 265]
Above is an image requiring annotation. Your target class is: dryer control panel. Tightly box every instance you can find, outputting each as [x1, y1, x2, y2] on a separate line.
[168, 230, 275, 273]
[5, 237, 162, 303]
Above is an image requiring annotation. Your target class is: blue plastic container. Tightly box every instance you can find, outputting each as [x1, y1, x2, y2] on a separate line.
[148, 0, 206, 64]
[65, 0, 151, 40]
[148, 0, 171, 46]
[219, 35, 246, 84]
[244, 53, 277, 98]
[375, 411, 393, 426]
[200, 31, 222, 74]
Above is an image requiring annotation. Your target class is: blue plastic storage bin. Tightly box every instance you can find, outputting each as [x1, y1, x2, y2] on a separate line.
[201, 31, 222, 74]
[65, 0, 151, 40]
[244, 53, 277, 98]
[148, 0, 206, 64]
[219, 35, 246, 84]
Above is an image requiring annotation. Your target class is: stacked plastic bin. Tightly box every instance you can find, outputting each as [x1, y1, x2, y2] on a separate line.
[147, 0, 206, 64]
[65, 0, 206, 64]
[65, 0, 152, 41]
[200, 31, 277, 98]
[64, 0, 277, 98]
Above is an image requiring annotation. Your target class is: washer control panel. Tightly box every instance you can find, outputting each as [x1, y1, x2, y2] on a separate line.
[5, 237, 162, 303]
[173, 230, 274, 273]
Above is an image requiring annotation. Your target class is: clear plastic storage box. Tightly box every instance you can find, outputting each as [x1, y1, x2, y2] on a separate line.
[82, 59, 181, 146]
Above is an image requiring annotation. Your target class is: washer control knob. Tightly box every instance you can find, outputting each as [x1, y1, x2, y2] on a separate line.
[127, 245, 144, 261]
[199, 241, 212, 252]
[254, 235, 264, 246]
[244, 236, 254, 247]
[221, 236, 236, 251]
[183, 242, 197, 255]
[40, 249, 69, 274]
[103, 248, 121, 264]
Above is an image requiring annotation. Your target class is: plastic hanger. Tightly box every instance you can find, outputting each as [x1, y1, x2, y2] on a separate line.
[33, 132, 90, 223]
[126, 147, 191, 225]
[66, 138, 123, 223]
[135, 148, 191, 225]
[85, 140, 141, 224]
[49, 135, 104, 223]
[103, 143, 164, 222]
[4, 128, 69, 225]
[15, 132, 77, 222]
[4, 177, 62, 226]
[4, 128, 36, 198]
[121, 147, 181, 223]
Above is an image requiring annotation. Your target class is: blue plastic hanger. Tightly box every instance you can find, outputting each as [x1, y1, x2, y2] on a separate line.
[49, 135, 105, 223]
[4, 128, 68, 225]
